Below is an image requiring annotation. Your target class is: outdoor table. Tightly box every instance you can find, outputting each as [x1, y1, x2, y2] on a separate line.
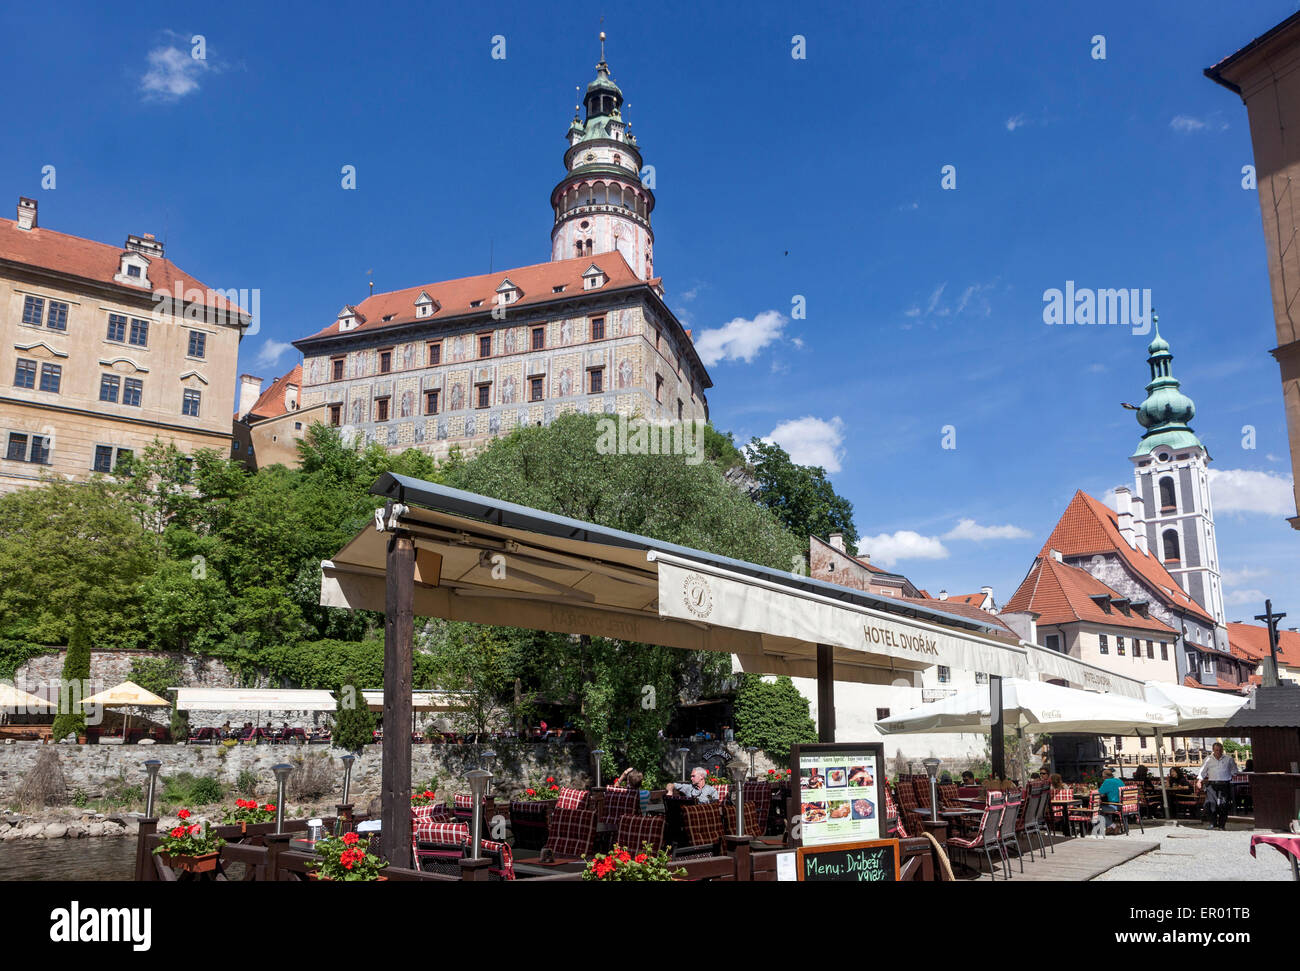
[1249, 834, 1300, 881]
[1050, 798, 1084, 837]
[512, 859, 587, 878]
[940, 808, 981, 838]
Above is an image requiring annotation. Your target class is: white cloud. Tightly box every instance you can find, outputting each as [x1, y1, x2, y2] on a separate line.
[791, 337, 805, 350]
[898, 201, 919, 212]
[1208, 468, 1295, 516]
[1170, 115, 1207, 132]
[1222, 566, 1268, 586]
[680, 286, 700, 302]
[857, 531, 950, 568]
[141, 43, 209, 101]
[254, 339, 293, 369]
[1225, 588, 1267, 608]
[943, 519, 1032, 541]
[1005, 114, 1027, 132]
[1087, 363, 1107, 373]
[694, 310, 785, 366]
[763, 416, 845, 473]
[1266, 453, 1282, 463]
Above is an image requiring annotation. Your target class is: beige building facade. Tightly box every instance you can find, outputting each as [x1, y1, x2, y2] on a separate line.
[0, 198, 245, 491]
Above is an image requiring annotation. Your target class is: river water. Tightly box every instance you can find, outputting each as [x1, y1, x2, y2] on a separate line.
[0, 838, 138, 880]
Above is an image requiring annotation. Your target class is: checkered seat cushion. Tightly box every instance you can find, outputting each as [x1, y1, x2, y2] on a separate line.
[543, 807, 596, 858]
[600, 785, 640, 825]
[615, 813, 666, 855]
[556, 787, 590, 811]
[948, 790, 1005, 850]
[884, 784, 908, 838]
[411, 819, 515, 880]
[411, 804, 453, 824]
[680, 802, 725, 850]
[723, 802, 762, 837]
[713, 784, 730, 804]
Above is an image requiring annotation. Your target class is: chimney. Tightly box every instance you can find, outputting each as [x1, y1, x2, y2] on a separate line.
[16, 197, 36, 230]
[125, 233, 164, 259]
[238, 374, 263, 419]
[1114, 486, 1136, 550]
[828, 532, 845, 552]
[285, 383, 299, 411]
[980, 584, 994, 611]
[938, 590, 948, 601]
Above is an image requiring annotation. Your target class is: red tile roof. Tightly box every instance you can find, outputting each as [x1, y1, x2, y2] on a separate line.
[1227, 622, 1300, 669]
[0, 217, 240, 312]
[947, 593, 987, 607]
[901, 596, 1020, 641]
[245, 364, 302, 421]
[1003, 554, 1178, 634]
[1040, 491, 1214, 623]
[298, 251, 648, 343]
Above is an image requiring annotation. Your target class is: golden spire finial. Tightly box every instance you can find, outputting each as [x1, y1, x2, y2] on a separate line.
[600, 30, 606, 62]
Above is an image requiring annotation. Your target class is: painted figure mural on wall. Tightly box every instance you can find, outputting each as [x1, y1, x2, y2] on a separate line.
[414, 421, 425, 444]
[403, 344, 414, 369]
[450, 384, 464, 411]
[558, 368, 573, 396]
[437, 418, 448, 440]
[309, 358, 321, 385]
[560, 319, 572, 344]
[502, 375, 517, 404]
[351, 399, 364, 425]
[400, 390, 414, 418]
[352, 354, 364, 379]
[504, 329, 517, 355]
[489, 412, 501, 435]
[618, 359, 633, 388]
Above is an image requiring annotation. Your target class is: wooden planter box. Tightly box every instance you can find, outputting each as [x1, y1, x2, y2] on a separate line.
[158, 851, 220, 874]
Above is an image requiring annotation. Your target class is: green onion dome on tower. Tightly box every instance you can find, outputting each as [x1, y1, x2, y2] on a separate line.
[1133, 314, 1203, 456]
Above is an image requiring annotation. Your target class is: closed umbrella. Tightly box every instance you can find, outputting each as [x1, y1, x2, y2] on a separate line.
[81, 681, 170, 743]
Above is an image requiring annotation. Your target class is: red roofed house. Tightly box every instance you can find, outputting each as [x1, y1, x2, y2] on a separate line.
[231, 364, 328, 470]
[1, 197, 248, 492]
[809, 533, 923, 600]
[292, 46, 710, 460]
[1228, 621, 1300, 685]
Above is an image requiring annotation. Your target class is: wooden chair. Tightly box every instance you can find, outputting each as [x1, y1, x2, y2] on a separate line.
[508, 800, 551, 851]
[894, 784, 927, 839]
[946, 791, 1006, 880]
[1066, 792, 1101, 838]
[938, 783, 962, 809]
[542, 807, 596, 859]
[675, 803, 725, 860]
[741, 781, 774, 835]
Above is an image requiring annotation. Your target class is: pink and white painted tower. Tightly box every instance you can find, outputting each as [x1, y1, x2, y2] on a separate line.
[550, 33, 656, 281]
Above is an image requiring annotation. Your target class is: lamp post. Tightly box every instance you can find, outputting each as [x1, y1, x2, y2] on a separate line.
[466, 769, 490, 860]
[677, 747, 691, 783]
[923, 758, 942, 823]
[272, 763, 292, 833]
[340, 753, 355, 805]
[142, 759, 161, 818]
[591, 749, 605, 789]
[482, 749, 497, 797]
[746, 746, 759, 781]
[729, 758, 749, 837]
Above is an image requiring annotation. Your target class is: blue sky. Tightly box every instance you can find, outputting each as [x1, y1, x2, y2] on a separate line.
[2, 0, 1296, 624]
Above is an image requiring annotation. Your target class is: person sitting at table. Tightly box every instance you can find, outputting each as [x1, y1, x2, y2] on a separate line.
[614, 767, 644, 790]
[1133, 765, 1150, 788]
[667, 767, 719, 803]
[960, 771, 976, 787]
[1168, 766, 1187, 786]
[1093, 767, 1124, 837]
[1036, 767, 1051, 784]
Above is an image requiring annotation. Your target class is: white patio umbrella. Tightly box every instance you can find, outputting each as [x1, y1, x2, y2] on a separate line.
[0, 683, 54, 726]
[876, 678, 1180, 788]
[1139, 681, 1249, 821]
[81, 681, 170, 742]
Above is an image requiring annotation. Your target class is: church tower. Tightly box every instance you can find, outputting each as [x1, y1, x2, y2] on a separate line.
[1129, 316, 1228, 645]
[550, 33, 656, 281]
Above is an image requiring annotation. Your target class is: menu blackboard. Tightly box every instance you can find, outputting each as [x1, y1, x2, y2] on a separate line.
[797, 839, 900, 882]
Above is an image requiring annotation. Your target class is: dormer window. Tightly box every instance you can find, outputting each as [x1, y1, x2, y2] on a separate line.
[582, 264, 606, 290]
[337, 305, 363, 332]
[414, 291, 438, 319]
[114, 251, 152, 288]
[496, 279, 522, 305]
[470, 299, 483, 308]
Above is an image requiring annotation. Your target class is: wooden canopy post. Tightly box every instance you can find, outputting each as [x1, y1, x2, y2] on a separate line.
[816, 644, 835, 742]
[382, 532, 415, 867]
[989, 675, 1006, 780]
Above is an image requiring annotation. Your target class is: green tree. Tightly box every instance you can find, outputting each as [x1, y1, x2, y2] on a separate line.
[49, 619, 91, 740]
[744, 438, 859, 556]
[732, 674, 818, 762]
[128, 656, 189, 740]
[332, 672, 376, 751]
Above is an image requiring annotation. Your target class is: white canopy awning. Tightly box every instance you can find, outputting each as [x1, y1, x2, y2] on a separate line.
[1021, 643, 1146, 699]
[874, 678, 1180, 736]
[172, 688, 338, 712]
[319, 475, 1031, 687]
[361, 689, 465, 712]
[1141, 681, 1247, 733]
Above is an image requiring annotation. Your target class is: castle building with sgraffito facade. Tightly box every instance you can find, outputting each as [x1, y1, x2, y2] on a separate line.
[294, 40, 711, 459]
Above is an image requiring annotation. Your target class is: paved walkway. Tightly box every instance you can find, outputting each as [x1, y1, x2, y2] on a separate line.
[1093, 823, 1294, 881]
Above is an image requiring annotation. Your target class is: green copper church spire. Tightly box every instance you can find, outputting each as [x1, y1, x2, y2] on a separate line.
[1133, 313, 1204, 456]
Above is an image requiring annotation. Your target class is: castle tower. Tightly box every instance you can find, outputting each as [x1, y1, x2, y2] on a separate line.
[1129, 315, 1228, 646]
[549, 32, 656, 280]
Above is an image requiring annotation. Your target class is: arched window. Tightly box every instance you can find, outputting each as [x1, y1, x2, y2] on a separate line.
[594, 183, 607, 205]
[585, 239, 593, 255]
[1162, 529, 1181, 564]
[575, 240, 583, 258]
[1159, 477, 1176, 510]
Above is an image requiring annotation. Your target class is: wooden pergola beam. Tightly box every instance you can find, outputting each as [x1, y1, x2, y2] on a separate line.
[382, 532, 414, 867]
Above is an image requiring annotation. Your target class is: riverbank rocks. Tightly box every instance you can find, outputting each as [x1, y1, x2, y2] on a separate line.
[44, 823, 67, 839]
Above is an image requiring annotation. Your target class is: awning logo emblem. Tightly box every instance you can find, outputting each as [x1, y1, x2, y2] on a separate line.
[682, 574, 713, 619]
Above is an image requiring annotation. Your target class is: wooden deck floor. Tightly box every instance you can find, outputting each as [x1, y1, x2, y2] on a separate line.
[954, 835, 1160, 882]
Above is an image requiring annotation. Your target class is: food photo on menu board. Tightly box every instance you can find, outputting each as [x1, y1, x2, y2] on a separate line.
[794, 745, 884, 847]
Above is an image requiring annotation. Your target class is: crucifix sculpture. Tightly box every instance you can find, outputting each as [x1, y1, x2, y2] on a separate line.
[1253, 599, 1286, 688]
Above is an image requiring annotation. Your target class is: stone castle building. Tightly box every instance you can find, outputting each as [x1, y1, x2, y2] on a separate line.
[293, 40, 710, 459]
[0, 197, 246, 493]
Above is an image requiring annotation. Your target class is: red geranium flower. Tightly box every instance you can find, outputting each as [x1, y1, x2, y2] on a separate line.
[342, 831, 359, 846]
[546, 776, 555, 783]
[549, 784, 559, 791]
[526, 788, 536, 796]
[170, 827, 185, 838]
[635, 853, 647, 863]
[188, 824, 202, 836]
[263, 804, 275, 812]
[178, 809, 191, 820]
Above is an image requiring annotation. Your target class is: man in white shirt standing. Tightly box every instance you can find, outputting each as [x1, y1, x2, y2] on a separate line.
[1197, 742, 1237, 830]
